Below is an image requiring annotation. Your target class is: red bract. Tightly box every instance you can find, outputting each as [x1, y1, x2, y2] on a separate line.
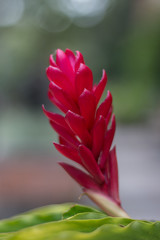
[44, 49, 128, 217]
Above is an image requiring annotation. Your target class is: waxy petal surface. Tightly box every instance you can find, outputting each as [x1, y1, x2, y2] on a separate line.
[107, 147, 120, 205]
[56, 49, 74, 82]
[42, 105, 69, 129]
[79, 89, 96, 130]
[50, 120, 80, 148]
[96, 91, 112, 121]
[59, 162, 100, 191]
[49, 54, 57, 67]
[48, 91, 68, 113]
[93, 70, 107, 104]
[54, 143, 82, 165]
[65, 49, 76, 70]
[75, 51, 84, 71]
[47, 66, 75, 99]
[49, 82, 79, 114]
[99, 115, 116, 170]
[105, 106, 112, 128]
[78, 145, 105, 184]
[75, 63, 93, 98]
[92, 115, 106, 160]
[65, 111, 92, 147]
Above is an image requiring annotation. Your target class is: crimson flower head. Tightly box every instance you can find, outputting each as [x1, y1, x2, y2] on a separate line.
[43, 49, 128, 217]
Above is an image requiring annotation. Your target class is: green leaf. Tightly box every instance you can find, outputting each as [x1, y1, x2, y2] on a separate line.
[0, 203, 159, 240]
[62, 204, 103, 219]
[0, 203, 73, 233]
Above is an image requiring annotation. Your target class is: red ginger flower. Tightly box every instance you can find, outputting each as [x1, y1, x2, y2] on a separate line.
[43, 49, 129, 217]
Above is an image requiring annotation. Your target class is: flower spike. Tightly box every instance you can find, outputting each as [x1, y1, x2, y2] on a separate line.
[44, 49, 129, 218]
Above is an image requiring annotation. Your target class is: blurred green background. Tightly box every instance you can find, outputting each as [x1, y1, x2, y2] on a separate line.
[0, 0, 160, 220]
[1, 0, 160, 123]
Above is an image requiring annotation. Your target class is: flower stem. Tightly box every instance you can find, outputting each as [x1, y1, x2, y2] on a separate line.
[85, 190, 130, 218]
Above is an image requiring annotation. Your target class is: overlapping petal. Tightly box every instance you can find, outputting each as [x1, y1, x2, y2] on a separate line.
[56, 49, 74, 82]
[99, 114, 116, 170]
[49, 82, 79, 114]
[65, 111, 92, 147]
[92, 115, 106, 160]
[106, 147, 120, 205]
[59, 162, 100, 192]
[50, 120, 80, 148]
[93, 69, 107, 104]
[78, 89, 96, 130]
[75, 64, 93, 98]
[75, 51, 84, 71]
[78, 144, 105, 184]
[95, 91, 112, 121]
[54, 143, 82, 165]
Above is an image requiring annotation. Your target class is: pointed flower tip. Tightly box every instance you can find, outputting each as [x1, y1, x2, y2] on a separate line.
[78, 144, 84, 152]
[49, 54, 53, 59]
[102, 69, 107, 78]
[75, 50, 81, 55]
[53, 142, 57, 147]
[101, 69, 107, 85]
[42, 104, 46, 114]
[46, 66, 55, 81]
[107, 90, 111, 97]
[112, 145, 116, 152]
[81, 88, 89, 94]
[76, 50, 84, 60]
[49, 54, 57, 67]
[65, 48, 70, 52]
[49, 54, 53, 60]
[42, 105, 50, 119]
[56, 49, 65, 62]
[66, 109, 72, 115]
[107, 91, 113, 103]
[99, 114, 105, 121]
[56, 48, 63, 54]
[65, 48, 73, 54]
[58, 162, 65, 168]
[53, 142, 64, 152]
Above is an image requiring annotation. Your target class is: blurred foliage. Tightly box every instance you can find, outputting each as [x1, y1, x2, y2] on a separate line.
[0, 0, 160, 122]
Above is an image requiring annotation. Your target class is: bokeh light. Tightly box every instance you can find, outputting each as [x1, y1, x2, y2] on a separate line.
[0, 0, 24, 27]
